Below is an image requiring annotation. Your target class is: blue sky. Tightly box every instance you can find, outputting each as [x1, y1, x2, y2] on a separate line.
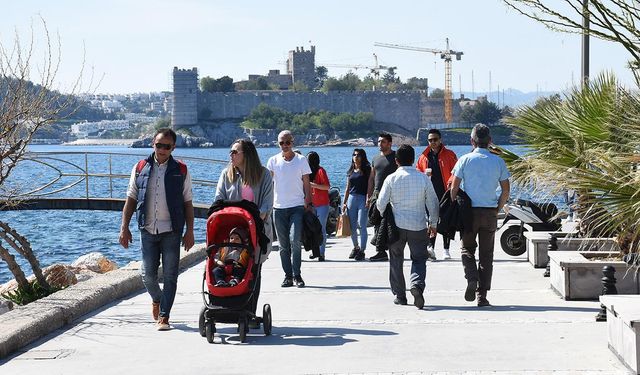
[1, 0, 635, 94]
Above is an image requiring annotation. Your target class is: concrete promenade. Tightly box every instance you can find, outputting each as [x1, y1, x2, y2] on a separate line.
[0, 227, 629, 374]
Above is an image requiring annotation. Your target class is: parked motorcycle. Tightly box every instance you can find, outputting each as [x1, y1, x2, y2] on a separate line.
[499, 199, 562, 256]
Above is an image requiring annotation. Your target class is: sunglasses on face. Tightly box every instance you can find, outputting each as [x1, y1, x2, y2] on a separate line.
[428, 138, 440, 143]
[229, 149, 242, 155]
[279, 140, 292, 146]
[154, 143, 173, 150]
[353, 153, 361, 157]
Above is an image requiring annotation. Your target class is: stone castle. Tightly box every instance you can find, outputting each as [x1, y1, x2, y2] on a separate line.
[171, 46, 460, 135]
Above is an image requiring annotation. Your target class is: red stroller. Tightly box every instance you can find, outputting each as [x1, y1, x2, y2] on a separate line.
[198, 202, 272, 343]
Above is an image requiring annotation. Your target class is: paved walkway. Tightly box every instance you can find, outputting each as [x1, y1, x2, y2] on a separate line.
[0, 227, 629, 374]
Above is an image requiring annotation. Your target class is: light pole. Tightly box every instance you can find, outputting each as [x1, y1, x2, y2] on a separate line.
[581, 0, 590, 87]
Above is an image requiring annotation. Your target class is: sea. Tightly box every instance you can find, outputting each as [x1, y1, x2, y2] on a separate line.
[0, 144, 530, 284]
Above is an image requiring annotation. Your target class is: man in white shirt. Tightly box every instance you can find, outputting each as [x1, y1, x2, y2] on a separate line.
[377, 144, 439, 309]
[119, 128, 194, 331]
[267, 130, 312, 288]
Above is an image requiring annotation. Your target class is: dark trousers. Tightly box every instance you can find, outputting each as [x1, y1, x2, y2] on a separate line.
[213, 265, 246, 283]
[460, 208, 498, 292]
[429, 234, 451, 249]
[388, 228, 429, 299]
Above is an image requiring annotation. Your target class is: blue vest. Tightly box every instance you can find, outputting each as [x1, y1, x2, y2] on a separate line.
[135, 153, 186, 234]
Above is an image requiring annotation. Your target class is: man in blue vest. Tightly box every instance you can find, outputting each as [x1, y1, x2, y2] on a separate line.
[119, 128, 195, 330]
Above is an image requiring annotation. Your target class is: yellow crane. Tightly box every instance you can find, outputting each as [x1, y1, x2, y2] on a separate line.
[374, 38, 463, 123]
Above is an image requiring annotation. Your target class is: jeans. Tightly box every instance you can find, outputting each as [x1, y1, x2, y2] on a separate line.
[140, 229, 181, 319]
[315, 204, 330, 255]
[212, 265, 246, 283]
[347, 194, 368, 251]
[461, 208, 498, 292]
[388, 228, 429, 299]
[274, 206, 304, 278]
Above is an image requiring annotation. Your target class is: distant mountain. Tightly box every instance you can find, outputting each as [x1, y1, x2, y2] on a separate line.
[453, 89, 562, 108]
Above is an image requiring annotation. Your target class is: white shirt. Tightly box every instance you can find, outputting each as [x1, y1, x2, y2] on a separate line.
[127, 158, 193, 234]
[267, 152, 311, 209]
[376, 166, 439, 231]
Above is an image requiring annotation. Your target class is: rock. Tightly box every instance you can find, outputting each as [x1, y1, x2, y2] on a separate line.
[75, 268, 100, 282]
[0, 296, 14, 315]
[0, 279, 18, 295]
[71, 252, 118, 273]
[43, 264, 78, 289]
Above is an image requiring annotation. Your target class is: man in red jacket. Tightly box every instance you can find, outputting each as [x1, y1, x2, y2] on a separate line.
[416, 129, 458, 260]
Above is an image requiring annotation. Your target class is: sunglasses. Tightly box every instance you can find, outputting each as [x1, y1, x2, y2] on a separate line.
[279, 140, 292, 146]
[229, 149, 242, 155]
[353, 153, 362, 157]
[428, 138, 440, 143]
[154, 143, 173, 150]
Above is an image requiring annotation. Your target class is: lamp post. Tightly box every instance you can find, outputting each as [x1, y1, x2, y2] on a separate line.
[581, 0, 590, 87]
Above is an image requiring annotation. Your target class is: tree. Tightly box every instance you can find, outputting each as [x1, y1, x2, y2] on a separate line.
[200, 75, 235, 93]
[0, 19, 87, 304]
[430, 88, 445, 98]
[501, 74, 640, 253]
[200, 76, 216, 92]
[315, 66, 328, 88]
[382, 67, 401, 86]
[291, 81, 310, 92]
[503, 0, 640, 83]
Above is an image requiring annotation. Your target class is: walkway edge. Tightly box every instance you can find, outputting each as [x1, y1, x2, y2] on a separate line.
[0, 243, 206, 359]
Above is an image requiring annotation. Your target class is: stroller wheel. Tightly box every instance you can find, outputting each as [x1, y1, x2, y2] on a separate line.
[263, 304, 272, 336]
[205, 321, 215, 344]
[238, 318, 248, 343]
[198, 306, 206, 337]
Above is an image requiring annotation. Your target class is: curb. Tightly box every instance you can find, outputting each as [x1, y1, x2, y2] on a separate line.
[0, 243, 206, 359]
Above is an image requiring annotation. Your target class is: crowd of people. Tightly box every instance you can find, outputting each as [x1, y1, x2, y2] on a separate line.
[119, 124, 510, 330]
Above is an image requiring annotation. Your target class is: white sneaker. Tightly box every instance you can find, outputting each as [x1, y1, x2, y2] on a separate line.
[427, 246, 437, 261]
[443, 249, 451, 260]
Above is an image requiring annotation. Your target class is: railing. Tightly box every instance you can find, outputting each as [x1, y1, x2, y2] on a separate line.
[3, 151, 227, 207]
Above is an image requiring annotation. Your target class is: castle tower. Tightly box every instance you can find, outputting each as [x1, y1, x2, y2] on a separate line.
[171, 67, 198, 127]
[287, 46, 316, 89]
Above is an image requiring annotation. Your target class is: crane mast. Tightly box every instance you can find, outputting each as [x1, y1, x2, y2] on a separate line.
[374, 38, 463, 123]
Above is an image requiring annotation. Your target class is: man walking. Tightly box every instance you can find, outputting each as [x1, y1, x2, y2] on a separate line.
[119, 128, 195, 330]
[450, 124, 510, 307]
[416, 129, 458, 260]
[267, 130, 312, 288]
[377, 144, 439, 309]
[367, 132, 397, 262]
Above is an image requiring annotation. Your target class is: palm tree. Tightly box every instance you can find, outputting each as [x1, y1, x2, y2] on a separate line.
[501, 73, 640, 255]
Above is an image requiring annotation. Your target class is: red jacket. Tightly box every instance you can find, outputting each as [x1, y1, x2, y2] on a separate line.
[416, 144, 458, 189]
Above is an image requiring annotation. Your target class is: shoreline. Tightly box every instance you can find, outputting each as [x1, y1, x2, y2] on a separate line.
[63, 139, 138, 146]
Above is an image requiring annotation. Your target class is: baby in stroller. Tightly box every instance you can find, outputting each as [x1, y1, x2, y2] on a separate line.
[212, 227, 251, 287]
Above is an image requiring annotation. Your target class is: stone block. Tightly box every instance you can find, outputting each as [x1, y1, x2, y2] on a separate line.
[71, 252, 118, 273]
[600, 295, 640, 374]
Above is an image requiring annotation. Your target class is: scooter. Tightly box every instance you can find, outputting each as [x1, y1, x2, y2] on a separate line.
[499, 199, 562, 256]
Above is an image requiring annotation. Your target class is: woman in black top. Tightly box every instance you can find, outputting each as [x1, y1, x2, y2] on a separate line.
[342, 148, 372, 260]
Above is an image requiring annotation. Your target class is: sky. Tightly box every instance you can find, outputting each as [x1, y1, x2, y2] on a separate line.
[0, 0, 636, 95]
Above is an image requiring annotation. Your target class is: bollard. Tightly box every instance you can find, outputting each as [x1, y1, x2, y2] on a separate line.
[595, 265, 617, 322]
[543, 234, 558, 277]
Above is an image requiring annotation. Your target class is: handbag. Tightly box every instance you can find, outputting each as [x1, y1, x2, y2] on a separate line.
[336, 213, 351, 237]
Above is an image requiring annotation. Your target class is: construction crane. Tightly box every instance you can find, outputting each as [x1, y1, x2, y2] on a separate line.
[374, 38, 463, 123]
[321, 54, 396, 86]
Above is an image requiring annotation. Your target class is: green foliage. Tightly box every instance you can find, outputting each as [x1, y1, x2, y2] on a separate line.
[430, 88, 445, 98]
[501, 73, 640, 252]
[240, 103, 374, 135]
[200, 76, 235, 93]
[154, 117, 171, 130]
[291, 81, 310, 92]
[238, 77, 270, 91]
[315, 66, 328, 88]
[2, 280, 62, 306]
[321, 72, 362, 92]
[460, 100, 503, 125]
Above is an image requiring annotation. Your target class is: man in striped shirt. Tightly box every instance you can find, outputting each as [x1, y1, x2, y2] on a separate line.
[376, 144, 439, 309]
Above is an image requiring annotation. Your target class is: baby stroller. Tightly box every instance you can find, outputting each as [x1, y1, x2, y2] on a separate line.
[198, 201, 272, 343]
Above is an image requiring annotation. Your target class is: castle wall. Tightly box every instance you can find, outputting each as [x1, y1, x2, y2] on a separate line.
[198, 91, 439, 132]
[172, 67, 199, 126]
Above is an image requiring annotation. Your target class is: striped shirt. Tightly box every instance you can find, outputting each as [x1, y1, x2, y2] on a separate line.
[376, 166, 439, 231]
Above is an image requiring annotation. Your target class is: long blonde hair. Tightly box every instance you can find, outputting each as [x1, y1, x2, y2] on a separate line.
[226, 139, 264, 187]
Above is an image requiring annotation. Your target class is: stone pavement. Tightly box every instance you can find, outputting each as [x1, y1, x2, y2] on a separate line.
[0, 227, 630, 374]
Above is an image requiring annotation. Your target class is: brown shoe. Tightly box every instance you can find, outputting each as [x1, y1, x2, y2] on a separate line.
[152, 302, 160, 321]
[157, 316, 170, 331]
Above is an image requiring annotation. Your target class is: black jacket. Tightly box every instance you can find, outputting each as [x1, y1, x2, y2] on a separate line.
[437, 189, 473, 241]
[302, 210, 324, 256]
[370, 203, 399, 252]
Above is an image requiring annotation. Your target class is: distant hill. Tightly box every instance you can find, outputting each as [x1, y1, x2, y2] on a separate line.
[453, 89, 561, 108]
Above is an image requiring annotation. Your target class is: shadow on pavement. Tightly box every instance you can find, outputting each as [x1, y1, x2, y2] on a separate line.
[210, 326, 397, 346]
[425, 304, 599, 312]
[307, 285, 389, 291]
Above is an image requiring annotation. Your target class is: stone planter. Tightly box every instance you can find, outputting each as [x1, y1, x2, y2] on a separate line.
[525, 233, 618, 268]
[549, 251, 639, 300]
[600, 295, 640, 374]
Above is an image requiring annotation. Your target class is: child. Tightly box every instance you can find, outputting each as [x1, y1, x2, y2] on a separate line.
[212, 227, 251, 287]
